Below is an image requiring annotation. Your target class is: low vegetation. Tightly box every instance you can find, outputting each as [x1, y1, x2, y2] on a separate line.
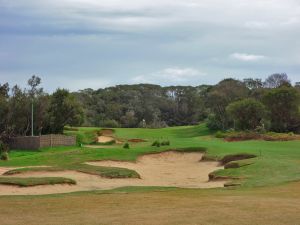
[123, 143, 130, 149]
[4, 164, 140, 179]
[216, 130, 300, 142]
[0, 177, 76, 187]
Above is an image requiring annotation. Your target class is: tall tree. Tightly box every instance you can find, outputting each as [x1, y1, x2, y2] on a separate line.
[226, 99, 266, 130]
[9, 85, 31, 136]
[264, 73, 291, 89]
[243, 78, 263, 90]
[48, 89, 84, 133]
[207, 79, 248, 130]
[263, 86, 300, 132]
[0, 83, 10, 142]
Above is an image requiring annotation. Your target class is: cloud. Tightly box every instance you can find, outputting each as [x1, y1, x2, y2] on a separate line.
[244, 21, 269, 29]
[131, 67, 206, 85]
[1, 0, 300, 91]
[230, 53, 267, 62]
[3, 0, 300, 34]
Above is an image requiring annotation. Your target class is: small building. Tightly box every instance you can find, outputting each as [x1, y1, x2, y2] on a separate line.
[9, 134, 76, 150]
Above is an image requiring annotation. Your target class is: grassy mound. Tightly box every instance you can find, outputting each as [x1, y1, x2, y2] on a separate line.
[0, 177, 76, 187]
[3, 167, 63, 176]
[4, 164, 140, 179]
[220, 154, 257, 165]
[67, 164, 140, 179]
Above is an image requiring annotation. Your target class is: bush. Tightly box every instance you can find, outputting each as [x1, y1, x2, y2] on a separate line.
[161, 140, 170, 146]
[151, 140, 161, 147]
[152, 140, 159, 146]
[226, 98, 266, 131]
[101, 119, 120, 128]
[0, 152, 8, 161]
[206, 114, 222, 130]
[76, 133, 84, 146]
[123, 143, 130, 149]
[225, 131, 260, 141]
[215, 131, 226, 138]
[255, 125, 267, 134]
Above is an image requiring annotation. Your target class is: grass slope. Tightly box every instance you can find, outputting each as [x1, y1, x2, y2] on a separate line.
[0, 124, 299, 188]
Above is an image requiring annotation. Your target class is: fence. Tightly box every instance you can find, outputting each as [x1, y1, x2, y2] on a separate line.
[10, 135, 76, 150]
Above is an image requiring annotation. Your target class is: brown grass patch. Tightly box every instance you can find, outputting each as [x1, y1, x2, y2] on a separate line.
[0, 182, 299, 225]
[128, 139, 147, 143]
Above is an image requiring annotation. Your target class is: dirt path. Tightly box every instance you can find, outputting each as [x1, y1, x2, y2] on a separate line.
[0, 152, 225, 195]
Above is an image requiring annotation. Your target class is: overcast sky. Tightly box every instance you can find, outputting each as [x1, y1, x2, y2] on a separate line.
[0, 0, 300, 92]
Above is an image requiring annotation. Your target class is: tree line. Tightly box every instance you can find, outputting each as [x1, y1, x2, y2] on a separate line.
[0, 76, 83, 146]
[76, 73, 300, 133]
[1, 73, 300, 147]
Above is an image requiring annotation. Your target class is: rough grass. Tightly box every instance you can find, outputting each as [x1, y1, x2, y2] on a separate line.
[0, 182, 299, 225]
[218, 130, 300, 142]
[0, 177, 76, 187]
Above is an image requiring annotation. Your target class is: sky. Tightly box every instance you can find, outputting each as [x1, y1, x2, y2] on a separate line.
[0, 0, 300, 92]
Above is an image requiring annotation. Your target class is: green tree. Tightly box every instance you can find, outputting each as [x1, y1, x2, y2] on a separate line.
[207, 79, 248, 130]
[120, 110, 138, 128]
[0, 83, 10, 142]
[226, 99, 266, 130]
[9, 85, 31, 136]
[243, 78, 263, 90]
[48, 89, 84, 133]
[263, 87, 300, 132]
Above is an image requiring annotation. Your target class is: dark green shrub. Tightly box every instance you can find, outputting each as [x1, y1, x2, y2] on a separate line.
[101, 119, 120, 128]
[152, 140, 159, 146]
[76, 133, 84, 146]
[226, 98, 266, 130]
[215, 131, 226, 138]
[161, 140, 170, 146]
[0, 141, 9, 160]
[206, 114, 222, 130]
[123, 143, 130, 149]
[0, 152, 8, 161]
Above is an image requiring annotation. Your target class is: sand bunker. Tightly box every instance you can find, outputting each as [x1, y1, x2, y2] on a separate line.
[97, 135, 122, 144]
[0, 152, 225, 195]
[98, 136, 115, 143]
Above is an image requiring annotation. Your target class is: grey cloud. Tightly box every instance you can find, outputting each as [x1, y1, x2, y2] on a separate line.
[0, 0, 300, 91]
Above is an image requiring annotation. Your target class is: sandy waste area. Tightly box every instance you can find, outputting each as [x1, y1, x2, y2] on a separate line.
[0, 152, 225, 195]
